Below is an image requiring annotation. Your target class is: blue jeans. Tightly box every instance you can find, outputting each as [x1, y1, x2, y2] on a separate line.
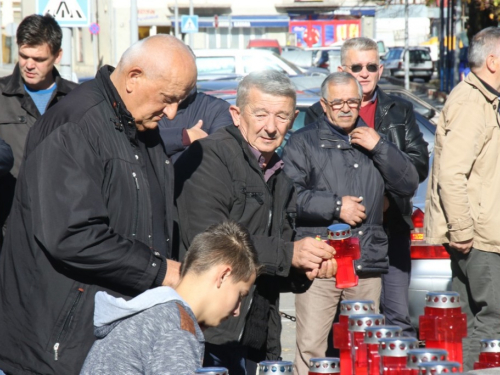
[203, 343, 258, 375]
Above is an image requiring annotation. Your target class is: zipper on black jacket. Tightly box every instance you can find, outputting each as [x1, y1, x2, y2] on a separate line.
[131, 172, 140, 238]
[53, 288, 84, 361]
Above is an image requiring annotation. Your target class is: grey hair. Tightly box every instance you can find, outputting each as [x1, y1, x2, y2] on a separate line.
[341, 37, 379, 65]
[236, 70, 296, 109]
[468, 27, 500, 70]
[321, 72, 363, 100]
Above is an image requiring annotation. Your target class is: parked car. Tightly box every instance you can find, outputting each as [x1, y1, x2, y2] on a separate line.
[281, 45, 304, 52]
[247, 39, 282, 55]
[193, 49, 328, 81]
[383, 47, 434, 82]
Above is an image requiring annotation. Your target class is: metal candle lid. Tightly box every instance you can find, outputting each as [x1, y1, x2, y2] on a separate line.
[406, 349, 448, 369]
[339, 300, 376, 316]
[479, 339, 500, 353]
[308, 357, 340, 374]
[258, 361, 293, 374]
[425, 291, 461, 308]
[379, 337, 419, 357]
[418, 361, 461, 374]
[327, 224, 352, 240]
[348, 314, 385, 332]
[364, 325, 402, 344]
[194, 367, 229, 375]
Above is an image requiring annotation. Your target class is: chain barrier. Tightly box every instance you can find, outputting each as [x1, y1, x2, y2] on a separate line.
[280, 311, 296, 322]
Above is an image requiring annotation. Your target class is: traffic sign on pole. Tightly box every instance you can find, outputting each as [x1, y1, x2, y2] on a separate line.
[36, 0, 91, 28]
[181, 15, 199, 33]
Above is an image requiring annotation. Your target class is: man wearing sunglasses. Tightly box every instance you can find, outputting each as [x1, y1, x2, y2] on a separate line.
[282, 72, 419, 375]
[303, 37, 428, 339]
[340, 37, 429, 338]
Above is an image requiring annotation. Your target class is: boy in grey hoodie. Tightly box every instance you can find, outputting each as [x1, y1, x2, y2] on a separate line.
[81, 221, 259, 375]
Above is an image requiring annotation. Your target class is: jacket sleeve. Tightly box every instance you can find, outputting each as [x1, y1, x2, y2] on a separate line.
[401, 102, 429, 183]
[27, 124, 161, 294]
[370, 137, 419, 198]
[159, 125, 185, 157]
[175, 140, 293, 277]
[0, 137, 13, 177]
[437, 101, 486, 242]
[282, 132, 342, 222]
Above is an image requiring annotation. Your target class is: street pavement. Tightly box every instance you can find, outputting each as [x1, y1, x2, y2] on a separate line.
[280, 292, 296, 362]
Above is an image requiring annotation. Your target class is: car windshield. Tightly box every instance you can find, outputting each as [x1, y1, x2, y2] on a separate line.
[196, 57, 236, 75]
[410, 49, 432, 62]
[386, 49, 403, 60]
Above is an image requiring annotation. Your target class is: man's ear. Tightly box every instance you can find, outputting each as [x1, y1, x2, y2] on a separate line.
[337, 65, 344, 72]
[288, 109, 300, 130]
[54, 49, 63, 64]
[125, 67, 144, 93]
[216, 265, 232, 288]
[229, 105, 241, 127]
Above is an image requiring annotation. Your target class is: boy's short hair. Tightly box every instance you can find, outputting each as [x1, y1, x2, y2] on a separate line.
[181, 221, 260, 283]
[16, 14, 62, 55]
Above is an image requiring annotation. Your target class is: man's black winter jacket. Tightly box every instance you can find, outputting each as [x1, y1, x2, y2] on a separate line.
[282, 116, 419, 274]
[175, 125, 300, 361]
[0, 66, 173, 375]
[304, 88, 429, 232]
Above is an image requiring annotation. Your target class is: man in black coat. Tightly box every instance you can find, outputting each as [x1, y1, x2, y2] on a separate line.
[0, 35, 197, 375]
[175, 70, 337, 375]
[283, 72, 419, 375]
[0, 14, 77, 246]
[0, 138, 13, 177]
[304, 37, 429, 338]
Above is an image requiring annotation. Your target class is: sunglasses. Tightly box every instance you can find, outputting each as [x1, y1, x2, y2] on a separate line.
[344, 63, 379, 73]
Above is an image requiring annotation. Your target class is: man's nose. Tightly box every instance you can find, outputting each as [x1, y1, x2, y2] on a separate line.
[163, 103, 180, 120]
[26, 59, 36, 69]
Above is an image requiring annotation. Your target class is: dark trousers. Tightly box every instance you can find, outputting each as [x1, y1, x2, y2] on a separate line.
[447, 247, 500, 371]
[380, 232, 417, 338]
[203, 342, 258, 375]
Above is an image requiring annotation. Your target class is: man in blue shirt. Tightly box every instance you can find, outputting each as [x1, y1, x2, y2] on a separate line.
[0, 13, 77, 246]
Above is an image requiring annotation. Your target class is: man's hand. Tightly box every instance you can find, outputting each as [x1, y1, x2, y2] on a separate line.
[383, 196, 390, 212]
[292, 237, 335, 271]
[349, 127, 381, 151]
[340, 196, 366, 226]
[449, 239, 473, 254]
[186, 120, 208, 143]
[161, 259, 182, 287]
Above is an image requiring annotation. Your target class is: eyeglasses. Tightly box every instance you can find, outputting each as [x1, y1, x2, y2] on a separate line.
[343, 63, 379, 73]
[322, 98, 361, 110]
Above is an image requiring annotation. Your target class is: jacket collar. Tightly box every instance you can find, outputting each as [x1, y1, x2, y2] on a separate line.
[374, 86, 396, 129]
[96, 65, 137, 142]
[465, 72, 500, 103]
[318, 113, 368, 141]
[3, 63, 74, 97]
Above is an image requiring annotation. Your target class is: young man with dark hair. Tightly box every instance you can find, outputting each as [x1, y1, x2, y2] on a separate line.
[80, 221, 260, 375]
[0, 13, 77, 246]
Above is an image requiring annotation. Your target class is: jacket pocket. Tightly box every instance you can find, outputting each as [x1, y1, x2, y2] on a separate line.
[45, 286, 85, 361]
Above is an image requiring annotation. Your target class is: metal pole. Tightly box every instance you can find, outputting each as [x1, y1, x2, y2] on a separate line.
[174, 0, 179, 39]
[92, 0, 98, 75]
[60, 28, 73, 81]
[439, 0, 445, 91]
[188, 0, 194, 46]
[404, 0, 410, 90]
[0, 5, 3, 68]
[130, 0, 138, 44]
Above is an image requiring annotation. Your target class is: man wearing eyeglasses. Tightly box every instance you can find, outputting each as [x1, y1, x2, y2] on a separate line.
[282, 72, 419, 375]
[340, 37, 429, 339]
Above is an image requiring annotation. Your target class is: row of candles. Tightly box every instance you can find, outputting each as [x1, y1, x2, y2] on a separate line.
[194, 292, 500, 375]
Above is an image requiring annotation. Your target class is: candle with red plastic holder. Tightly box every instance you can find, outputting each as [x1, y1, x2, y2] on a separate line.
[418, 291, 466, 370]
[417, 361, 460, 374]
[308, 357, 341, 375]
[334, 300, 376, 375]
[348, 314, 385, 375]
[258, 361, 293, 374]
[326, 223, 361, 288]
[474, 339, 500, 370]
[379, 337, 418, 375]
[365, 326, 402, 375]
[406, 348, 448, 375]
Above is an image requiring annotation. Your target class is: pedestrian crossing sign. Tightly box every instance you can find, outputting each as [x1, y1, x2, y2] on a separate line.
[37, 0, 90, 27]
[181, 15, 199, 34]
